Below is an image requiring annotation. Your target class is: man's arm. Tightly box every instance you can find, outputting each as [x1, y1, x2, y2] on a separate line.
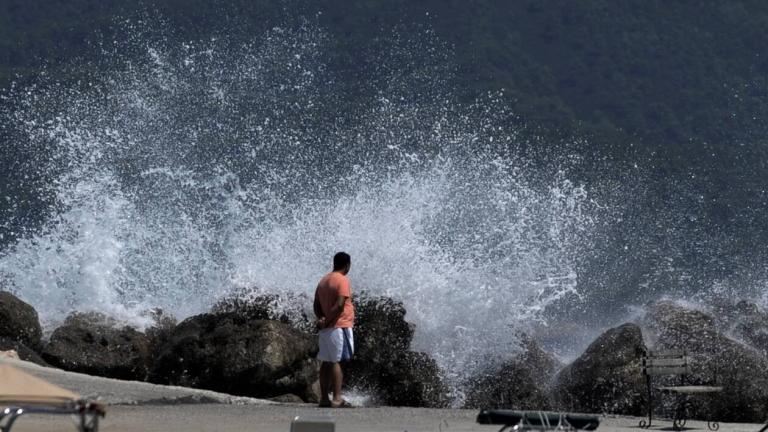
[322, 295, 347, 328]
[313, 290, 324, 319]
[313, 291, 327, 329]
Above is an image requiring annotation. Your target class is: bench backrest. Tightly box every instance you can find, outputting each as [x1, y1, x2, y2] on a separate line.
[641, 349, 691, 376]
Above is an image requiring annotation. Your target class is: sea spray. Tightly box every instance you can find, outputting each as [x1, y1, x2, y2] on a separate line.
[0, 20, 597, 397]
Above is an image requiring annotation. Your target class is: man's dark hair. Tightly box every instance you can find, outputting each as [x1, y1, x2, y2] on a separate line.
[333, 252, 351, 270]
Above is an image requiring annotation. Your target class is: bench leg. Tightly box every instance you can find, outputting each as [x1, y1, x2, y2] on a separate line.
[78, 412, 100, 432]
[672, 394, 690, 431]
[705, 393, 720, 431]
[639, 376, 653, 428]
[1, 410, 24, 432]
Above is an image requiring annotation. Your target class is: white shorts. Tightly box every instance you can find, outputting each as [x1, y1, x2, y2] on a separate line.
[317, 327, 354, 363]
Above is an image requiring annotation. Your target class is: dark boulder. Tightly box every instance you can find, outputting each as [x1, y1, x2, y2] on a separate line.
[709, 299, 768, 357]
[552, 323, 647, 415]
[465, 335, 560, 410]
[0, 337, 47, 366]
[0, 291, 42, 350]
[644, 300, 717, 345]
[643, 301, 768, 422]
[345, 293, 449, 407]
[143, 308, 177, 366]
[150, 312, 320, 402]
[42, 311, 151, 381]
[707, 337, 768, 422]
[212, 290, 314, 333]
[375, 351, 448, 407]
[209, 290, 449, 406]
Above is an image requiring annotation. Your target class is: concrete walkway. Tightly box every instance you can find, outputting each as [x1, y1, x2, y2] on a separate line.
[0, 357, 271, 405]
[10, 404, 765, 432]
[2, 358, 764, 432]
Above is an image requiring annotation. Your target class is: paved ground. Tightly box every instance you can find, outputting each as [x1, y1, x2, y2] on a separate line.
[2, 359, 764, 432]
[1, 357, 269, 405]
[9, 404, 765, 432]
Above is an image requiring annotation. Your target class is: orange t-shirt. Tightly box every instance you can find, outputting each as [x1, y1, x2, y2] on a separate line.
[315, 271, 355, 328]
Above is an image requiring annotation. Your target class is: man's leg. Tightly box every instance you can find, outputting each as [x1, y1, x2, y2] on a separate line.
[319, 362, 332, 405]
[331, 362, 344, 404]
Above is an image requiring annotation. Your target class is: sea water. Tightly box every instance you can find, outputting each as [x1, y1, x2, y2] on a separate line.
[0, 19, 760, 400]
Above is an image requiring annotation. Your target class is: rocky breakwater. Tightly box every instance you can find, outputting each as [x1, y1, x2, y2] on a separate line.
[42, 311, 152, 380]
[463, 333, 561, 410]
[149, 311, 321, 402]
[551, 323, 647, 415]
[344, 293, 449, 407]
[0, 289, 452, 406]
[0, 291, 46, 364]
[550, 300, 768, 423]
[0, 289, 322, 402]
[644, 300, 768, 422]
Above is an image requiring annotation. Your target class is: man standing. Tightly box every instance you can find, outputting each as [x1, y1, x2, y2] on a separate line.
[313, 252, 355, 408]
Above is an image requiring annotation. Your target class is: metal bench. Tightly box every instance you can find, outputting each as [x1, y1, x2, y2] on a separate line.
[639, 349, 722, 431]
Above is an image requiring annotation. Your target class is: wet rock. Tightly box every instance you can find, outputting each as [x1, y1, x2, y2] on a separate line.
[212, 290, 314, 333]
[713, 300, 768, 357]
[345, 293, 449, 407]
[644, 301, 768, 422]
[709, 298, 762, 332]
[143, 308, 177, 365]
[0, 291, 42, 350]
[644, 300, 717, 344]
[552, 323, 647, 415]
[42, 311, 151, 381]
[377, 351, 448, 407]
[150, 312, 320, 402]
[210, 290, 448, 406]
[0, 337, 47, 366]
[465, 335, 560, 410]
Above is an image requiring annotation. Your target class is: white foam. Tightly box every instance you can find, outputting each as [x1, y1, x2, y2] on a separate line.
[0, 21, 596, 399]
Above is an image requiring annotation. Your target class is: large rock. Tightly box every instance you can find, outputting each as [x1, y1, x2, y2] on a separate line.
[373, 351, 448, 407]
[644, 301, 768, 422]
[709, 299, 768, 357]
[210, 290, 449, 406]
[464, 334, 560, 410]
[0, 337, 47, 366]
[0, 291, 42, 350]
[644, 300, 717, 345]
[150, 312, 320, 402]
[212, 291, 314, 333]
[345, 293, 449, 407]
[143, 308, 178, 366]
[42, 312, 151, 381]
[552, 323, 647, 415]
